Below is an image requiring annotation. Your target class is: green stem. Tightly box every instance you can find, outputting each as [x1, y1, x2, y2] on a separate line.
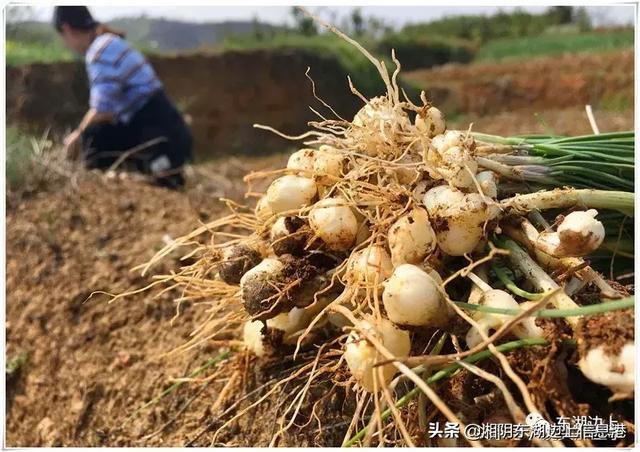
[345, 339, 549, 447]
[546, 166, 633, 190]
[491, 264, 542, 300]
[472, 132, 526, 146]
[546, 131, 634, 144]
[453, 296, 634, 318]
[560, 143, 634, 151]
[548, 160, 635, 171]
[492, 235, 583, 327]
[547, 175, 617, 191]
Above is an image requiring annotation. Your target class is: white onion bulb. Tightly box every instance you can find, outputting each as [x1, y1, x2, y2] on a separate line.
[313, 146, 345, 185]
[240, 258, 285, 314]
[287, 148, 316, 174]
[512, 301, 545, 341]
[442, 130, 471, 151]
[535, 209, 605, 258]
[353, 97, 397, 129]
[344, 316, 411, 392]
[255, 196, 272, 221]
[269, 217, 289, 242]
[536, 209, 605, 258]
[383, 264, 449, 327]
[420, 264, 443, 286]
[465, 290, 543, 348]
[423, 186, 499, 256]
[415, 106, 446, 137]
[480, 289, 520, 323]
[348, 245, 393, 284]
[350, 97, 411, 157]
[476, 170, 498, 199]
[430, 134, 447, 154]
[243, 320, 267, 357]
[309, 198, 358, 251]
[579, 342, 635, 395]
[267, 307, 308, 342]
[240, 258, 284, 288]
[388, 208, 436, 266]
[266, 175, 317, 214]
[438, 145, 478, 188]
[422, 185, 465, 212]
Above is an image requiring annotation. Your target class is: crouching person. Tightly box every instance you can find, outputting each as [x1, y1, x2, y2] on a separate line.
[55, 6, 192, 189]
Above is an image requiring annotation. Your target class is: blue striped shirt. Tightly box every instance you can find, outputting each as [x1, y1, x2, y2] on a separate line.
[85, 33, 163, 123]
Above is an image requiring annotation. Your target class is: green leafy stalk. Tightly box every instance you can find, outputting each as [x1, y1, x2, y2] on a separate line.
[475, 131, 634, 191]
[491, 264, 542, 300]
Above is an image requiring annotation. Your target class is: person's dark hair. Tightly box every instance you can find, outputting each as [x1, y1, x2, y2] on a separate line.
[53, 6, 125, 37]
[53, 6, 97, 32]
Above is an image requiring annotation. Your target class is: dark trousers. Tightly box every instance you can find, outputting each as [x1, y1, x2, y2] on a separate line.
[82, 90, 193, 188]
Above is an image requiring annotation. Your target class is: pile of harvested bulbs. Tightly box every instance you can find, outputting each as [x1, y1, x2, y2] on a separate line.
[137, 15, 634, 447]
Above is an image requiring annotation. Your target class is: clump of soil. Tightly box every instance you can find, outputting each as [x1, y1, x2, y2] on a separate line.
[576, 309, 635, 356]
[218, 244, 262, 285]
[243, 251, 338, 320]
[270, 216, 310, 256]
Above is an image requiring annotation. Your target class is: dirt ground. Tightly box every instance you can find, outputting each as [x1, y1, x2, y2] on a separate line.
[5, 156, 281, 446]
[5, 52, 634, 446]
[405, 50, 633, 118]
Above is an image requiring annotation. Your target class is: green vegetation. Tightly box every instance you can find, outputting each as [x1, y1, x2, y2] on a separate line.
[6, 352, 28, 375]
[6, 39, 72, 66]
[7, 126, 37, 190]
[477, 28, 634, 62]
[6, 18, 73, 66]
[402, 6, 586, 45]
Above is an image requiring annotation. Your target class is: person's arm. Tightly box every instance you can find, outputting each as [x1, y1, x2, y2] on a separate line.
[79, 108, 114, 131]
[63, 108, 114, 158]
[64, 52, 122, 159]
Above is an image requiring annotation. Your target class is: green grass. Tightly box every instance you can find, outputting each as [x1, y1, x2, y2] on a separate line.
[476, 28, 634, 62]
[6, 126, 42, 191]
[6, 39, 73, 66]
[6, 126, 37, 189]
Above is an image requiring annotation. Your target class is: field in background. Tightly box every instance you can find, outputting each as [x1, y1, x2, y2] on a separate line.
[220, 33, 386, 96]
[476, 28, 634, 61]
[404, 50, 633, 120]
[6, 40, 73, 66]
[7, 27, 633, 67]
[6, 6, 634, 68]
